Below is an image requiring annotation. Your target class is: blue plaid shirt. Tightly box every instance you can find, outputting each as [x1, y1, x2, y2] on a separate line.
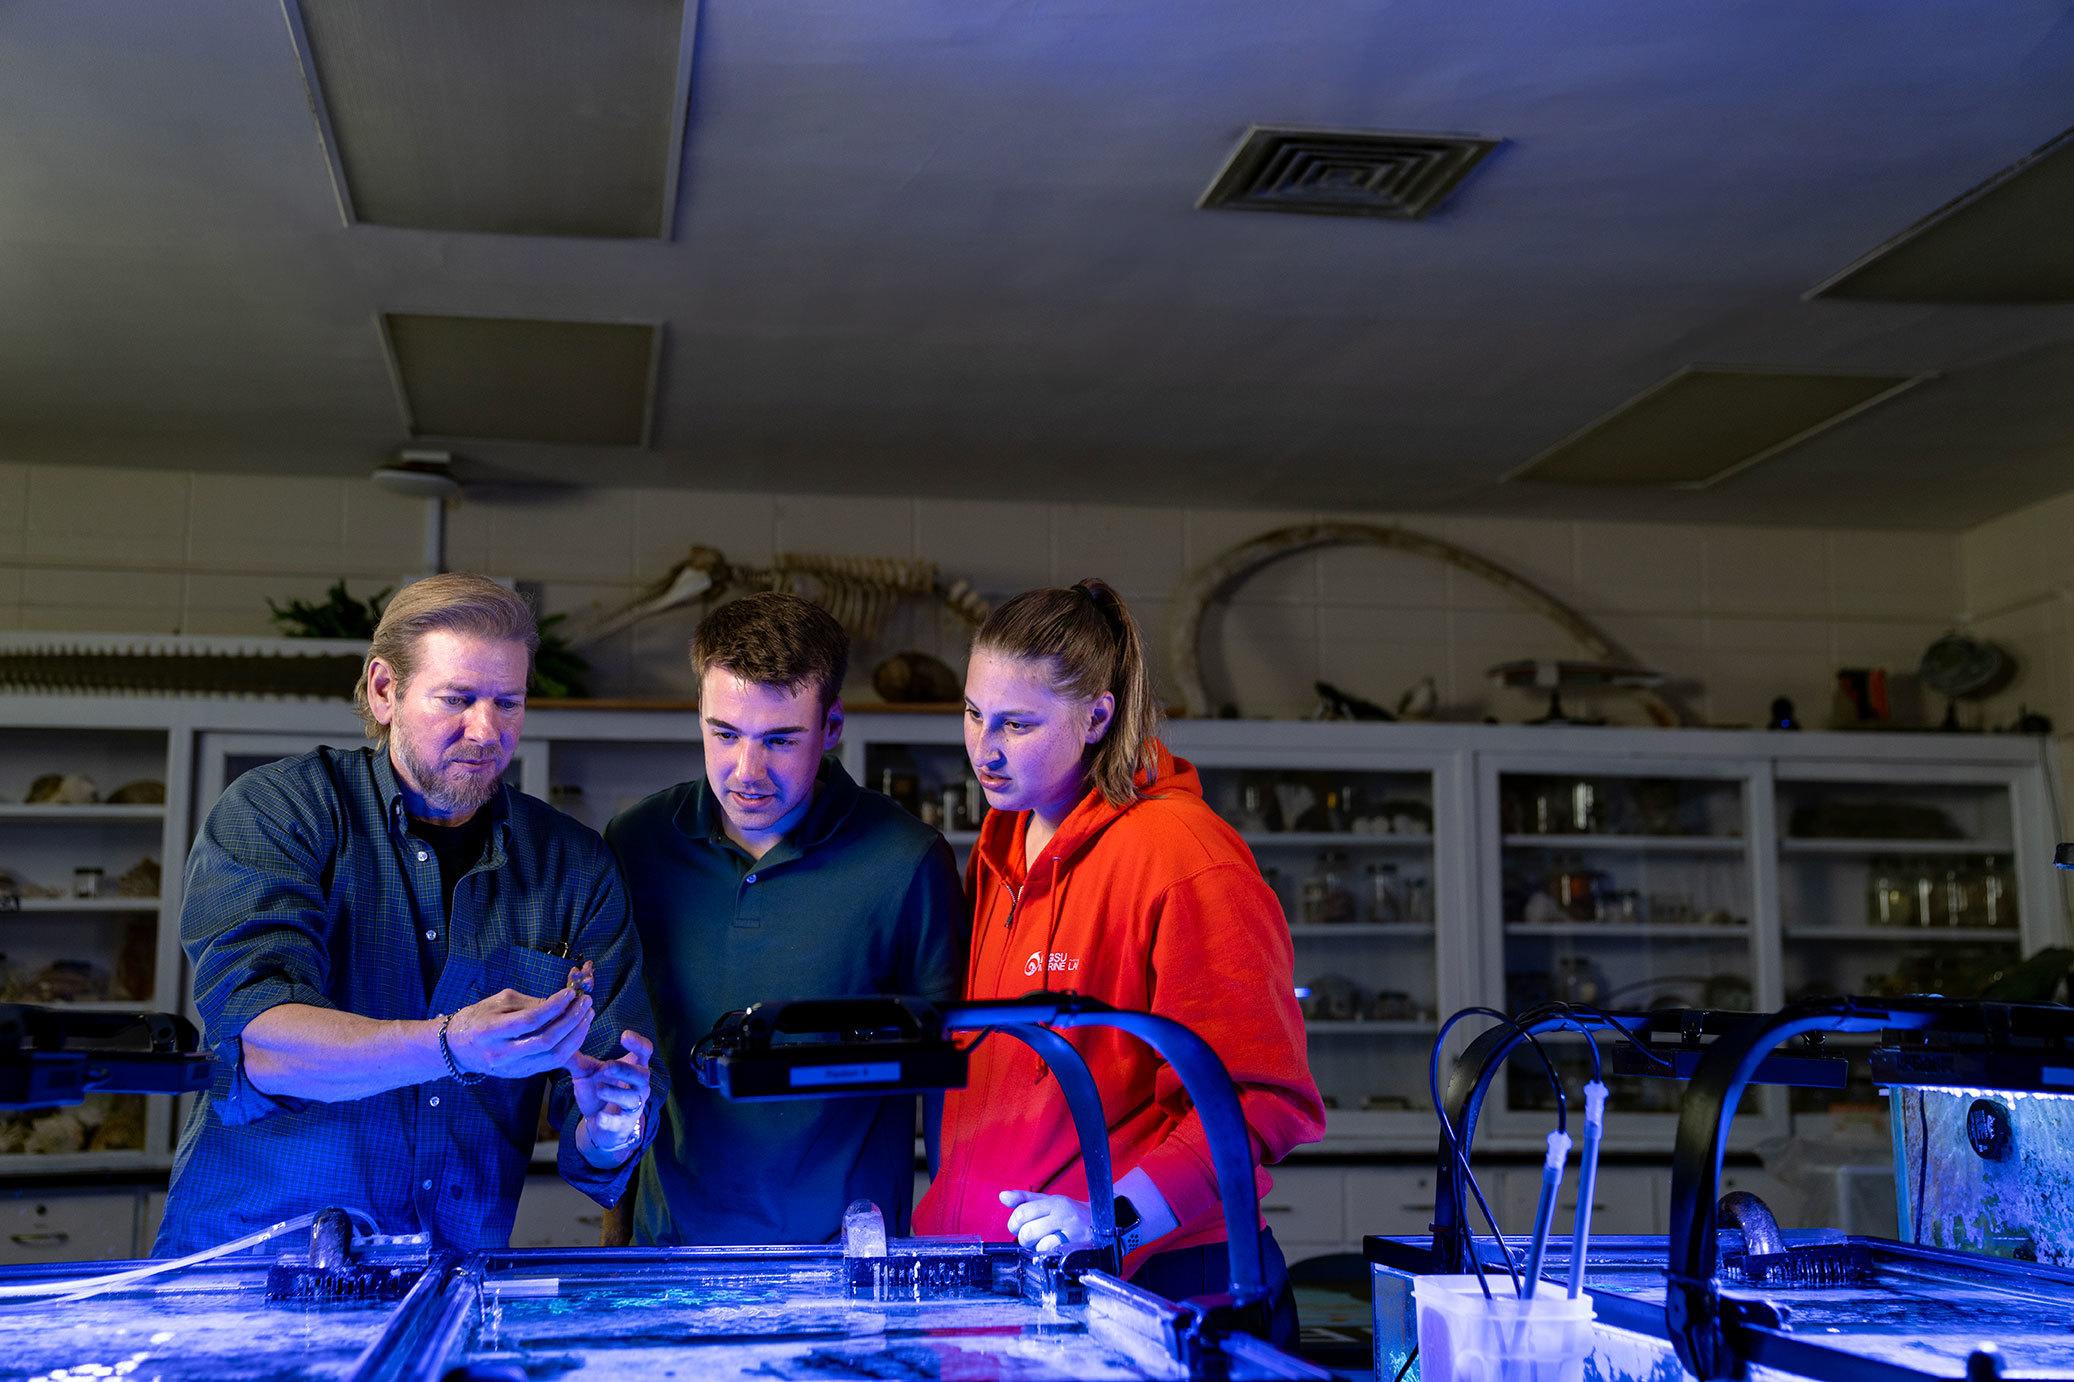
[156, 745, 661, 1257]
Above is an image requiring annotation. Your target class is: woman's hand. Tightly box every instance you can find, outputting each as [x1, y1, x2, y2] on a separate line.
[999, 1188, 1094, 1255]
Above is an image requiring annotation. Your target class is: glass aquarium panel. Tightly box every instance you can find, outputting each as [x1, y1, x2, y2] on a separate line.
[0, 1269, 415, 1381]
[449, 1255, 1308, 1380]
[1377, 1237, 2074, 1382]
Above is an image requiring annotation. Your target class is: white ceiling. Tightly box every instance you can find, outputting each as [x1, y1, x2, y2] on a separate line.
[3, 1, 2073, 529]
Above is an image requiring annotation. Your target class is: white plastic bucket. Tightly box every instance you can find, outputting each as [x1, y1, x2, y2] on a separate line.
[1413, 1275, 1595, 1382]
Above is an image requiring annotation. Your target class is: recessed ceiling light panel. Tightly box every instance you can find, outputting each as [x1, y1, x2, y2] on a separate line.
[1508, 366, 1929, 488]
[1812, 124, 2074, 303]
[381, 313, 660, 447]
[283, 0, 697, 238]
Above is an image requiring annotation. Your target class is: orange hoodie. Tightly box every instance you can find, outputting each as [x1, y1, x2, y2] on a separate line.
[913, 743, 1326, 1270]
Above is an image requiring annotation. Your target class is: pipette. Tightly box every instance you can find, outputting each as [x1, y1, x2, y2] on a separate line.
[1566, 1079, 1608, 1298]
[1521, 1126, 1572, 1299]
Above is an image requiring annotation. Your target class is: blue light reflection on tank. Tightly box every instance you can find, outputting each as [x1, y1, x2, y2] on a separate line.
[1878, 1084, 2074, 1102]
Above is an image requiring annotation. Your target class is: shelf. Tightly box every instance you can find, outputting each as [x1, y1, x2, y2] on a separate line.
[1503, 834, 1745, 854]
[1505, 922, 1752, 940]
[2, 699, 2059, 1164]
[0, 1150, 174, 1174]
[0, 804, 164, 822]
[1243, 833, 1432, 848]
[1783, 926, 2022, 944]
[1780, 838, 2012, 856]
[10, 1001, 162, 1013]
[1304, 1020, 1433, 1035]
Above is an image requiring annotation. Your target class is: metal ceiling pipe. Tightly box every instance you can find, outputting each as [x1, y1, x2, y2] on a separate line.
[371, 450, 461, 576]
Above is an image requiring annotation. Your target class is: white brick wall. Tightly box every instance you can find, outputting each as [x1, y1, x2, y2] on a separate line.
[0, 462, 1971, 728]
[1957, 493, 2074, 753]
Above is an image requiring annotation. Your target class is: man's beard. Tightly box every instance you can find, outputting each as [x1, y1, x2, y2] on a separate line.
[393, 731, 503, 817]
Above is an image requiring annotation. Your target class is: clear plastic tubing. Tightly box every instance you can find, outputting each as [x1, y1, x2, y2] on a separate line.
[1567, 1081, 1608, 1299]
[0, 1207, 379, 1303]
[1521, 1127, 1573, 1301]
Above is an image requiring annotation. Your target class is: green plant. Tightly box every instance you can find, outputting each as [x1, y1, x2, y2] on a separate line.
[268, 580, 390, 639]
[530, 613, 591, 700]
[267, 580, 589, 698]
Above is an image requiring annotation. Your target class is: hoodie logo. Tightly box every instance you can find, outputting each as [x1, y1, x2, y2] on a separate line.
[1024, 951, 1081, 978]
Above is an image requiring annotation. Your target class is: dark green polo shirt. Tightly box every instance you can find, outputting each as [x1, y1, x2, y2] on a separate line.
[605, 759, 962, 1246]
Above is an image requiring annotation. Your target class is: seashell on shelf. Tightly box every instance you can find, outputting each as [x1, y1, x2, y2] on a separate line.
[24, 773, 98, 805]
[872, 651, 962, 704]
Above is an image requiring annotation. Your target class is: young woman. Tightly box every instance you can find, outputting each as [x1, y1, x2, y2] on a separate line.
[912, 579, 1325, 1346]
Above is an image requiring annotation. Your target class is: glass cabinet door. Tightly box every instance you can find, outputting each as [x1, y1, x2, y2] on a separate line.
[1774, 769, 2030, 1116]
[1491, 766, 1760, 1122]
[1192, 760, 1445, 1142]
[862, 737, 987, 862]
[1775, 773, 2026, 999]
[0, 726, 173, 1169]
[534, 738, 699, 835]
[0, 727, 170, 1011]
[858, 723, 1454, 1146]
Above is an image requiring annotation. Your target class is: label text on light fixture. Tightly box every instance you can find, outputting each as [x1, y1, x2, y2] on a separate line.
[790, 1062, 902, 1089]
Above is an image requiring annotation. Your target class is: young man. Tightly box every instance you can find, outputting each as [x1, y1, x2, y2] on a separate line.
[605, 592, 961, 1245]
[157, 574, 659, 1256]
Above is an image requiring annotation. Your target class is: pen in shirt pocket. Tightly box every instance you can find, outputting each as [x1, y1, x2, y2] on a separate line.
[534, 940, 595, 996]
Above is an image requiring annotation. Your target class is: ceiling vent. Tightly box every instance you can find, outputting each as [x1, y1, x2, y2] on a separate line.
[1199, 126, 1500, 220]
[381, 313, 660, 447]
[1812, 124, 2074, 303]
[1507, 366, 1929, 488]
[282, 0, 697, 239]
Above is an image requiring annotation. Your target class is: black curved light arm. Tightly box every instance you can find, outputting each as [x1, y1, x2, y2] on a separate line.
[948, 996, 1267, 1303]
[1430, 1008, 1685, 1272]
[987, 1023, 1117, 1246]
[689, 992, 1264, 1304]
[1664, 999, 1936, 1382]
[1430, 1015, 1559, 1272]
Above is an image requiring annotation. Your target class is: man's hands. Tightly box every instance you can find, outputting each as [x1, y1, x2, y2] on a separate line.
[445, 985, 592, 1077]
[444, 968, 594, 1079]
[1000, 1189, 1095, 1255]
[440, 960, 653, 1167]
[571, 1029, 654, 1166]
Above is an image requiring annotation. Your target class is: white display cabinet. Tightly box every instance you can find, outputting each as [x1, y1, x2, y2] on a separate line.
[1, 695, 2068, 1261]
[0, 706, 193, 1176]
[1476, 753, 1778, 1146]
[1771, 761, 2048, 1118]
[851, 714, 1480, 1151]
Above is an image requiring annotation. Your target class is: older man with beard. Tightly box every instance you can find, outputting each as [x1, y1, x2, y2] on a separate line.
[156, 574, 660, 1256]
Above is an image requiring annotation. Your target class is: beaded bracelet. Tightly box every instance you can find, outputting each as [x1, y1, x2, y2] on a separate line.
[438, 1012, 486, 1085]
